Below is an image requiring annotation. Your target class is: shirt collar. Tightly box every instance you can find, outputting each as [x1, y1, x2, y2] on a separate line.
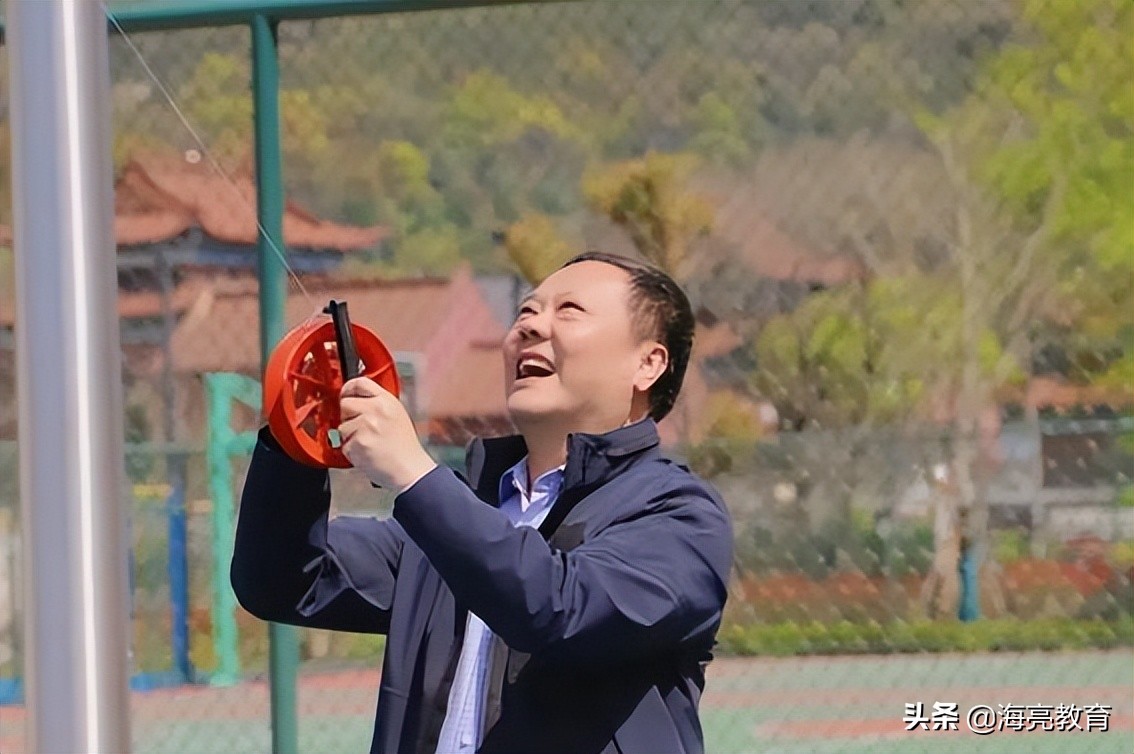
[466, 418, 660, 505]
[498, 457, 565, 503]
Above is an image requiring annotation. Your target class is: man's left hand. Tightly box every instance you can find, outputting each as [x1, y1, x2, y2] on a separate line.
[339, 376, 437, 490]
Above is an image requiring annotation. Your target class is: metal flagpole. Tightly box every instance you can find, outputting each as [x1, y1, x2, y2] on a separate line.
[7, 1, 132, 750]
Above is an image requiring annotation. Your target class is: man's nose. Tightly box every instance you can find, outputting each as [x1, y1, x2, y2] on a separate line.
[518, 311, 551, 340]
[518, 321, 543, 340]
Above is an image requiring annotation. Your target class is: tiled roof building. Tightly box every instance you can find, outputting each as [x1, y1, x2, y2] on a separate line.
[166, 264, 512, 445]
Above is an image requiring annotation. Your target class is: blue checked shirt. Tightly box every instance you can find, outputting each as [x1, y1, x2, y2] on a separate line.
[434, 457, 565, 754]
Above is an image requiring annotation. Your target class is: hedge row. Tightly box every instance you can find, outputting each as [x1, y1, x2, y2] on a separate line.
[717, 617, 1134, 656]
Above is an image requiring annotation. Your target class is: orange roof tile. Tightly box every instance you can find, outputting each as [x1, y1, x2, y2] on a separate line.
[0, 279, 206, 327]
[1018, 376, 1133, 411]
[169, 267, 511, 423]
[714, 207, 866, 287]
[170, 275, 455, 374]
[114, 153, 388, 251]
[1, 154, 389, 252]
[427, 341, 509, 420]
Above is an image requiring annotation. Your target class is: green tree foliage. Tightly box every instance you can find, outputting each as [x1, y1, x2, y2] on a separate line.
[373, 140, 446, 232]
[84, 0, 1016, 279]
[754, 278, 1015, 430]
[502, 214, 574, 286]
[743, 2, 1131, 609]
[371, 141, 459, 274]
[397, 225, 462, 277]
[755, 0, 1132, 430]
[179, 52, 254, 162]
[583, 152, 713, 278]
[443, 70, 584, 150]
[964, 0, 1133, 394]
[689, 92, 752, 165]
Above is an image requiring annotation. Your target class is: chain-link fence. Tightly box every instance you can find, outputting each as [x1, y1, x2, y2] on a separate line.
[1, 0, 1132, 751]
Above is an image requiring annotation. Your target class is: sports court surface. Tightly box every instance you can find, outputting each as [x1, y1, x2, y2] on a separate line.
[1, 650, 1130, 753]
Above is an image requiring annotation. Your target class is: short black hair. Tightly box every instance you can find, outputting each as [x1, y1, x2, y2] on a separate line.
[560, 251, 694, 422]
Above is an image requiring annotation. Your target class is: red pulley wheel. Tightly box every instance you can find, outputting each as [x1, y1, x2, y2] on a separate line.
[263, 316, 400, 469]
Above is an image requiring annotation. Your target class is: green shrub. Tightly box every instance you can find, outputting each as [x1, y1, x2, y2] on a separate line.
[991, 529, 1031, 564]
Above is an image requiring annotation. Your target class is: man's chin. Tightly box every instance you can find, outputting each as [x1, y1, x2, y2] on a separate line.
[506, 392, 566, 425]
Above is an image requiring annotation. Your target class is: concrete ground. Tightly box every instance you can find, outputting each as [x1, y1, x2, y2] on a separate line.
[1, 651, 1131, 753]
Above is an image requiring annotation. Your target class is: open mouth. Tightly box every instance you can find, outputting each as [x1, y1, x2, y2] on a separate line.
[515, 354, 555, 381]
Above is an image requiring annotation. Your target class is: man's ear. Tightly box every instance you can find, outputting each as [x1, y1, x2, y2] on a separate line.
[634, 343, 669, 393]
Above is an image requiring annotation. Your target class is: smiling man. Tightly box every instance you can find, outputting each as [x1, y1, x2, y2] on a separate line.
[231, 251, 733, 754]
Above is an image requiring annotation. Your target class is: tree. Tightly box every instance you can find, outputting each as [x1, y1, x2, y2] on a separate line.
[967, 0, 1133, 393]
[908, 0, 1133, 617]
[178, 52, 254, 164]
[753, 279, 966, 431]
[750, 0, 1132, 617]
[502, 214, 574, 286]
[582, 152, 713, 278]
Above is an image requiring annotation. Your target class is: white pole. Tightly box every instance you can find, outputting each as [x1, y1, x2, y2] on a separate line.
[7, 1, 132, 751]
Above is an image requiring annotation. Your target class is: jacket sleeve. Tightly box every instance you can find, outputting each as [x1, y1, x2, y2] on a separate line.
[392, 465, 732, 664]
[230, 427, 403, 634]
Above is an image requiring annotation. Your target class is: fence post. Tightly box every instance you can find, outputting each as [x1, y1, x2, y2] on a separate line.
[251, 12, 300, 754]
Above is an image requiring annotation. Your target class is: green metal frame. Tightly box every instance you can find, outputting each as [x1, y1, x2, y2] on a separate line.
[108, 0, 530, 31]
[248, 15, 303, 753]
[203, 373, 262, 688]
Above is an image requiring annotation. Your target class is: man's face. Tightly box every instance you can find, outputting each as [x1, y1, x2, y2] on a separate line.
[502, 261, 653, 432]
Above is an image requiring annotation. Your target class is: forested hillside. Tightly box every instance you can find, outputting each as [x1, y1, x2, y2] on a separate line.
[85, 1, 1012, 272]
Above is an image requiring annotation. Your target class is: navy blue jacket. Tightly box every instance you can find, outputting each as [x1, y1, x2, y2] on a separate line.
[231, 418, 733, 754]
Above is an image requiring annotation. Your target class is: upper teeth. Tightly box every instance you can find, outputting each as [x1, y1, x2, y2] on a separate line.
[519, 357, 553, 376]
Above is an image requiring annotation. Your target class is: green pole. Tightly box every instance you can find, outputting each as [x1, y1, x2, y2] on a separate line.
[204, 372, 262, 686]
[251, 13, 299, 754]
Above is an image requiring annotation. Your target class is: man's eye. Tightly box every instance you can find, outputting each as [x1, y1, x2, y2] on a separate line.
[559, 302, 583, 312]
[516, 306, 536, 318]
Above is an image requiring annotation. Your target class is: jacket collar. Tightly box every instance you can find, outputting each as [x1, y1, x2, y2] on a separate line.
[464, 418, 661, 505]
